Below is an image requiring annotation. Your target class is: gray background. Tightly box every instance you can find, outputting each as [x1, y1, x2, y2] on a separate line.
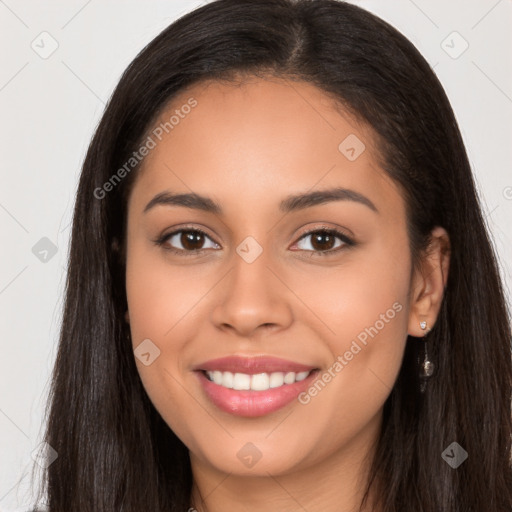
[1, 0, 511, 509]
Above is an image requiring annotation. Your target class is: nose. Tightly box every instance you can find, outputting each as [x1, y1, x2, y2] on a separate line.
[210, 244, 293, 339]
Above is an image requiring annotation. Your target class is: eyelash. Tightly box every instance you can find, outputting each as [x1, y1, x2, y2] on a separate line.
[153, 225, 356, 258]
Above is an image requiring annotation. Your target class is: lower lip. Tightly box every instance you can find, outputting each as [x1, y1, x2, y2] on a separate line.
[196, 370, 319, 417]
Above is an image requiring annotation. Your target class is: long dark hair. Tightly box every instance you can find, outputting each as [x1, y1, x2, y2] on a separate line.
[31, 0, 512, 510]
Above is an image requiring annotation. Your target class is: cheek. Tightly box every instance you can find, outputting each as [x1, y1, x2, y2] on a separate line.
[125, 240, 213, 344]
[286, 238, 411, 354]
[298, 254, 410, 464]
[295, 311, 407, 469]
[124, 242, 220, 447]
[290, 243, 411, 440]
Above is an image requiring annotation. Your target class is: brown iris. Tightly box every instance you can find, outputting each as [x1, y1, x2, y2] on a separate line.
[180, 230, 206, 251]
[308, 231, 336, 251]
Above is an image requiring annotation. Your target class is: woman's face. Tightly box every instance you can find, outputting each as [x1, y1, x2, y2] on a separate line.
[125, 76, 421, 477]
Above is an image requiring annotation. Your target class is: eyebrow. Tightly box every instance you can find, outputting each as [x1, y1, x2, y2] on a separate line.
[143, 187, 378, 215]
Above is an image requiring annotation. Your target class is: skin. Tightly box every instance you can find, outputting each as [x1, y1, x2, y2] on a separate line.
[124, 76, 450, 512]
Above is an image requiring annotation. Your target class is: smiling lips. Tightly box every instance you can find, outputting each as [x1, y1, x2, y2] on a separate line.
[194, 356, 319, 417]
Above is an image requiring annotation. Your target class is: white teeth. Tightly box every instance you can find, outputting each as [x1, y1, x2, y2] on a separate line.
[233, 373, 251, 390]
[269, 372, 284, 388]
[251, 373, 270, 391]
[295, 371, 309, 382]
[222, 371, 233, 389]
[284, 372, 295, 384]
[205, 370, 312, 391]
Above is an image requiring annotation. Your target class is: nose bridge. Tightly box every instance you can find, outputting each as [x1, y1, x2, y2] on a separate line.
[229, 233, 276, 302]
[211, 233, 293, 334]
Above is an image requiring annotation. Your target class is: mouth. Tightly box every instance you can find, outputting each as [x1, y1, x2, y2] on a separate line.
[193, 356, 320, 417]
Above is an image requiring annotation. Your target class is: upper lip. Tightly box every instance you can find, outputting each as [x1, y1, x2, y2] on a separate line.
[194, 355, 318, 374]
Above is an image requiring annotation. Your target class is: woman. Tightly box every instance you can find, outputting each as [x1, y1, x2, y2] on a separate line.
[31, 0, 512, 510]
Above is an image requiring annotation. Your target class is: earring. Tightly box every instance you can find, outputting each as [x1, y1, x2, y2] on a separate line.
[419, 320, 432, 336]
[419, 321, 434, 393]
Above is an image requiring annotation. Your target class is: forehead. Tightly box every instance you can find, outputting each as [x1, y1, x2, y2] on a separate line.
[129, 76, 403, 220]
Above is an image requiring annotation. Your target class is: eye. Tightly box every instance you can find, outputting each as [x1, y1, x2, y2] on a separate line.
[154, 225, 355, 257]
[292, 228, 355, 256]
[154, 227, 220, 256]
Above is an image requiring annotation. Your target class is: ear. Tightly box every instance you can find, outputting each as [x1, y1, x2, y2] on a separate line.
[407, 226, 450, 336]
